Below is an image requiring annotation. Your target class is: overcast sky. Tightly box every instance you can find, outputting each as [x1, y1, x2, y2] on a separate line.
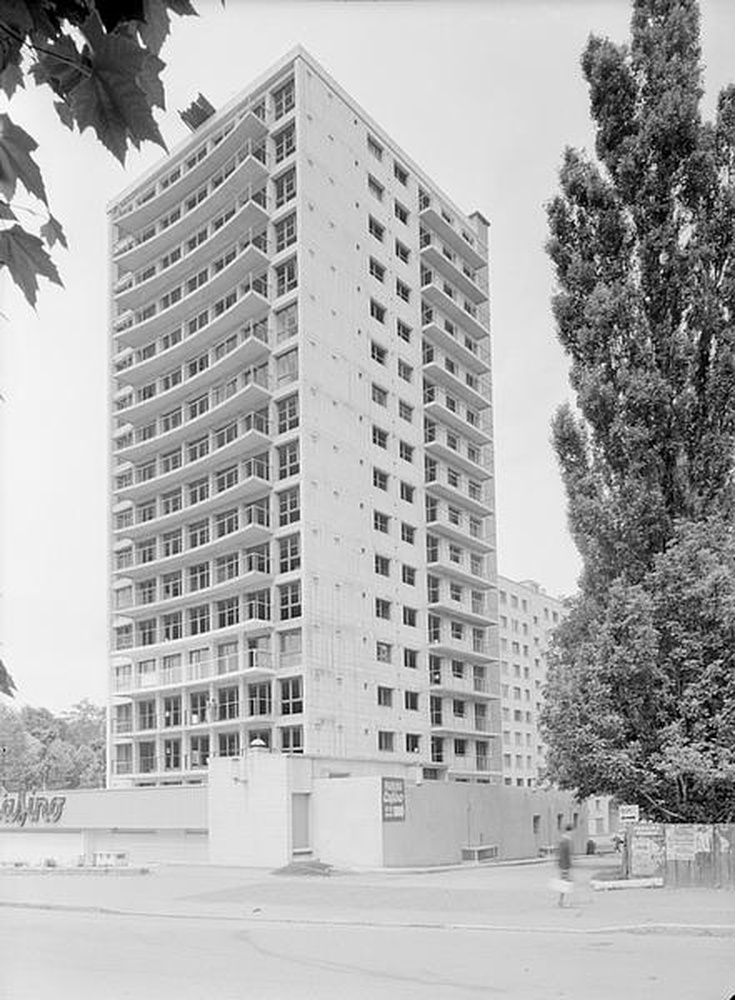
[1, 0, 734, 712]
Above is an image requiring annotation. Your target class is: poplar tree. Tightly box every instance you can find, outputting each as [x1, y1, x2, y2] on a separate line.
[542, 0, 735, 821]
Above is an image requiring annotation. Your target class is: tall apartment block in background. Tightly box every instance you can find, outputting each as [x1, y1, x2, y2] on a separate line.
[496, 576, 565, 788]
[108, 48, 499, 788]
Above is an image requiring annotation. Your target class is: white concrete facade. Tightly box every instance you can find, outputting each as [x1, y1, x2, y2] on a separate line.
[497, 577, 565, 789]
[108, 48, 498, 790]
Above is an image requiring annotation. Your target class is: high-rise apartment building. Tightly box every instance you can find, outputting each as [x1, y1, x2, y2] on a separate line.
[108, 48, 498, 788]
[497, 576, 565, 788]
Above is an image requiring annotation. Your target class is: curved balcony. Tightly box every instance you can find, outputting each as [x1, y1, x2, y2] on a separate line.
[426, 511, 494, 553]
[427, 634, 494, 663]
[425, 476, 493, 518]
[428, 552, 492, 591]
[423, 387, 492, 446]
[424, 434, 492, 482]
[112, 146, 269, 273]
[117, 317, 269, 402]
[422, 310, 491, 375]
[418, 198, 487, 270]
[115, 205, 269, 315]
[118, 560, 273, 618]
[422, 356, 490, 413]
[428, 596, 490, 627]
[113, 109, 268, 234]
[114, 479, 269, 542]
[117, 381, 270, 464]
[120, 508, 272, 581]
[421, 273, 488, 341]
[117, 425, 271, 503]
[420, 232, 487, 305]
[112, 618, 274, 667]
[115, 233, 269, 350]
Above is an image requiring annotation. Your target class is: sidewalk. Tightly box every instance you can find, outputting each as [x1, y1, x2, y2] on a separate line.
[1, 856, 734, 936]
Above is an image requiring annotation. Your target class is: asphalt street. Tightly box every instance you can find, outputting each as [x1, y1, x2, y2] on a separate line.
[0, 907, 733, 1000]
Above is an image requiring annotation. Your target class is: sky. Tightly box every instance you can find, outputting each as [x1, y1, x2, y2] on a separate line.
[1, 0, 734, 712]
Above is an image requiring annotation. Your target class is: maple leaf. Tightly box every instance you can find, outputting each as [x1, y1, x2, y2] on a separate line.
[71, 13, 166, 162]
[0, 114, 48, 205]
[40, 214, 68, 249]
[137, 0, 171, 56]
[0, 658, 16, 698]
[54, 101, 75, 130]
[0, 224, 63, 307]
[0, 59, 24, 100]
[30, 36, 85, 100]
[0, 201, 16, 220]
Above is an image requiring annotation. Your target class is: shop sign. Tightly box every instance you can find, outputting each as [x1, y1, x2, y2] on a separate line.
[0, 791, 66, 827]
[381, 777, 406, 822]
[665, 825, 697, 861]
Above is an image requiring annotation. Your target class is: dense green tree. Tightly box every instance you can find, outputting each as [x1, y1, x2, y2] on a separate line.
[0, 701, 105, 792]
[542, 0, 735, 820]
[0, 0, 198, 306]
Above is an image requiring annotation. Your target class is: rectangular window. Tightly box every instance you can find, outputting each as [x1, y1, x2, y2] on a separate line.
[277, 440, 300, 479]
[377, 686, 393, 707]
[280, 676, 303, 715]
[403, 606, 417, 627]
[278, 486, 300, 526]
[369, 257, 385, 282]
[161, 571, 181, 600]
[402, 564, 416, 586]
[373, 467, 389, 491]
[281, 725, 303, 753]
[274, 213, 297, 253]
[396, 278, 410, 303]
[373, 510, 390, 533]
[188, 605, 210, 636]
[401, 523, 416, 544]
[216, 552, 239, 583]
[367, 175, 384, 201]
[279, 534, 301, 573]
[399, 441, 414, 463]
[371, 340, 387, 365]
[187, 436, 209, 463]
[269, 396, 297, 440]
[275, 256, 298, 296]
[368, 216, 385, 242]
[396, 319, 412, 343]
[215, 508, 238, 538]
[398, 400, 413, 422]
[216, 597, 239, 629]
[367, 135, 384, 160]
[400, 482, 415, 503]
[375, 597, 391, 620]
[188, 519, 209, 548]
[188, 562, 210, 592]
[397, 358, 413, 382]
[274, 122, 295, 162]
[162, 612, 182, 641]
[372, 383, 388, 406]
[279, 580, 302, 620]
[276, 347, 298, 385]
[375, 554, 390, 576]
[161, 490, 182, 516]
[404, 648, 418, 669]
[394, 161, 408, 185]
[372, 425, 388, 449]
[188, 477, 209, 505]
[274, 167, 296, 207]
[162, 529, 182, 557]
[370, 299, 386, 324]
[405, 691, 419, 711]
[376, 641, 392, 663]
[215, 465, 238, 494]
[273, 79, 295, 118]
[218, 731, 240, 757]
[395, 240, 410, 264]
[394, 201, 409, 224]
[378, 731, 394, 752]
[276, 302, 298, 343]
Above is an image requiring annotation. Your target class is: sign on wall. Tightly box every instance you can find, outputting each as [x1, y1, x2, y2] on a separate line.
[0, 791, 66, 827]
[618, 804, 640, 824]
[381, 777, 406, 822]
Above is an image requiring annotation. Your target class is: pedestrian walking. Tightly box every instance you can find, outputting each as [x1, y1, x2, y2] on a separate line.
[554, 824, 574, 907]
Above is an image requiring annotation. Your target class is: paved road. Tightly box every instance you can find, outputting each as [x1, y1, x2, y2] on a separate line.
[0, 907, 733, 1000]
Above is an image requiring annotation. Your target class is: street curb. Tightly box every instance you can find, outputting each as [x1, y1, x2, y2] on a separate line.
[590, 877, 664, 891]
[1, 899, 733, 937]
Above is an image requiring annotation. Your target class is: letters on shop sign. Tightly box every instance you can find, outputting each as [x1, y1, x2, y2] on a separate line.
[0, 791, 66, 827]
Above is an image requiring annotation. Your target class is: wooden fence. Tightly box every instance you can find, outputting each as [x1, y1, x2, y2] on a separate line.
[626, 823, 735, 888]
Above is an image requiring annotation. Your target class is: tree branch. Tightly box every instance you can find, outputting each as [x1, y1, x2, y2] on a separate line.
[0, 21, 91, 76]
